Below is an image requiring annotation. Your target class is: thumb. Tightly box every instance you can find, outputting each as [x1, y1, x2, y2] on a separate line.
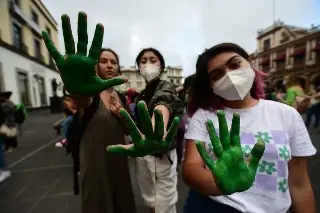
[102, 76, 128, 89]
[106, 144, 132, 155]
[248, 140, 265, 173]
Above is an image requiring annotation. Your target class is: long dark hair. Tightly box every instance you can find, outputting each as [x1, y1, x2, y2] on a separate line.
[99, 48, 121, 74]
[135, 47, 165, 72]
[188, 43, 266, 116]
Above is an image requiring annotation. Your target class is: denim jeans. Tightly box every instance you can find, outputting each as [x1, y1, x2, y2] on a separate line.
[305, 103, 320, 128]
[183, 190, 241, 213]
[61, 116, 74, 138]
[0, 137, 5, 170]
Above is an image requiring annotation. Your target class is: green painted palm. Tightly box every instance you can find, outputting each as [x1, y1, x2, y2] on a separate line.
[42, 12, 126, 96]
[107, 101, 180, 157]
[196, 110, 265, 195]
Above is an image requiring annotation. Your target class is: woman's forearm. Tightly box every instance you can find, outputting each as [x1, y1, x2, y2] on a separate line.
[290, 186, 315, 213]
[182, 164, 223, 196]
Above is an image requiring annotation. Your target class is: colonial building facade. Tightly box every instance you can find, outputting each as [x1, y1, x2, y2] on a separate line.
[0, 0, 62, 108]
[115, 65, 183, 92]
[250, 20, 320, 90]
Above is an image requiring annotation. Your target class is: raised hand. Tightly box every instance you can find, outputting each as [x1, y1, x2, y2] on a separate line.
[196, 111, 265, 195]
[106, 101, 180, 157]
[42, 12, 127, 96]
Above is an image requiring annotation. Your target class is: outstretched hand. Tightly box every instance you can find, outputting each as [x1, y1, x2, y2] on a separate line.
[106, 101, 180, 157]
[42, 12, 127, 96]
[196, 110, 265, 195]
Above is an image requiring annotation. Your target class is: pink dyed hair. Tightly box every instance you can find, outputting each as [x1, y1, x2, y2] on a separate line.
[187, 43, 268, 117]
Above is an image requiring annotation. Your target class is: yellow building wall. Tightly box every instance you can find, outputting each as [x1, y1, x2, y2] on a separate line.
[0, 0, 59, 66]
[0, 0, 12, 45]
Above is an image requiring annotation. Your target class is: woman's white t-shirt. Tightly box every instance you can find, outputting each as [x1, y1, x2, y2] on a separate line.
[185, 99, 316, 213]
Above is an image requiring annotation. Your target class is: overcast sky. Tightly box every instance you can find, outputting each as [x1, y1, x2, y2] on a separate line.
[42, 0, 320, 77]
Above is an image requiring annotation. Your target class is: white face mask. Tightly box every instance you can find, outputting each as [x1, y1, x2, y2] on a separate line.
[212, 67, 255, 101]
[140, 64, 160, 82]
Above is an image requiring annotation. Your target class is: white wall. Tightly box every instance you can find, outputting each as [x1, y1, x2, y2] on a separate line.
[0, 46, 63, 107]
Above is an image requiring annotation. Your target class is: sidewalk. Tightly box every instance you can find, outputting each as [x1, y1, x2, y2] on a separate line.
[1, 109, 319, 212]
[0, 110, 189, 213]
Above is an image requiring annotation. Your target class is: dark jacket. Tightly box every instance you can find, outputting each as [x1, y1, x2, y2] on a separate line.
[0, 101, 16, 128]
[136, 79, 184, 127]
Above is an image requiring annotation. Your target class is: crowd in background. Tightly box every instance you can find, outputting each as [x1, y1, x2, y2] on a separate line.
[264, 76, 320, 129]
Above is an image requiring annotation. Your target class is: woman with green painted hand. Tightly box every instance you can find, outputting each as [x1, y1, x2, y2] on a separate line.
[183, 43, 316, 213]
[108, 48, 184, 213]
[42, 12, 137, 213]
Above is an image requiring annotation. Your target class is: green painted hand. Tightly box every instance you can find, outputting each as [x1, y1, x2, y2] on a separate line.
[107, 101, 180, 157]
[42, 12, 127, 96]
[196, 110, 265, 195]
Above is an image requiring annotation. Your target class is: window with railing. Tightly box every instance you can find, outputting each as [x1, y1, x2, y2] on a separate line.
[294, 56, 305, 66]
[277, 61, 285, 70]
[274, 52, 286, 70]
[260, 56, 270, 72]
[12, 22, 22, 49]
[292, 45, 306, 68]
[263, 39, 271, 50]
[34, 39, 41, 60]
[17, 71, 31, 106]
[38, 77, 47, 106]
[31, 10, 39, 25]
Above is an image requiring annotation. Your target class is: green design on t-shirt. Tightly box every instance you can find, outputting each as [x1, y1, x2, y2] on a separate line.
[255, 132, 273, 144]
[279, 146, 290, 161]
[278, 179, 288, 193]
[258, 160, 277, 175]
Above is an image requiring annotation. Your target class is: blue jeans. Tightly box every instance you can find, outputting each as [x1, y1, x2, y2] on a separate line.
[61, 116, 74, 138]
[183, 190, 241, 213]
[0, 137, 5, 170]
[305, 103, 320, 128]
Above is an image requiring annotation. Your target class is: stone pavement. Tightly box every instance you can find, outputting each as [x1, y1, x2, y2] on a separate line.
[0, 110, 319, 213]
[0, 110, 189, 213]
